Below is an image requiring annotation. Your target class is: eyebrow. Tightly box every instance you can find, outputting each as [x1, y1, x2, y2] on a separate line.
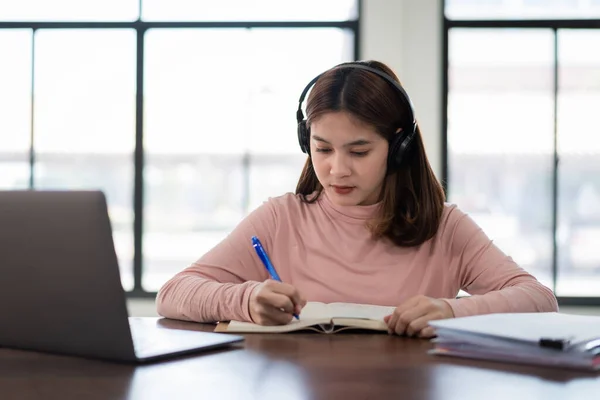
[311, 135, 372, 147]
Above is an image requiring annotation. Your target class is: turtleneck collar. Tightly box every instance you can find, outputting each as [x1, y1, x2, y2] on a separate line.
[316, 190, 382, 223]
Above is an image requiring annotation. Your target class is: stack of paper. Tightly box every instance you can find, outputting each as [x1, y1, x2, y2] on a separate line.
[428, 312, 600, 371]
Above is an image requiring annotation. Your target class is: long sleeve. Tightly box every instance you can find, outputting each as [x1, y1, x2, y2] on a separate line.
[441, 207, 559, 318]
[155, 199, 278, 323]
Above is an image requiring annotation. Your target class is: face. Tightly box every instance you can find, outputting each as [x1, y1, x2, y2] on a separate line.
[310, 111, 388, 206]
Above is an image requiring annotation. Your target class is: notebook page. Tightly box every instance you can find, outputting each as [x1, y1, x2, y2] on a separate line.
[324, 302, 396, 321]
[298, 302, 336, 320]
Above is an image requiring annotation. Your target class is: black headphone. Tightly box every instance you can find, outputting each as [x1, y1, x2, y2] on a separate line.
[296, 62, 418, 172]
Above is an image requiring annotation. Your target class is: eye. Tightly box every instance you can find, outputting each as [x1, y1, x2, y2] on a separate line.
[351, 151, 369, 157]
[315, 148, 332, 153]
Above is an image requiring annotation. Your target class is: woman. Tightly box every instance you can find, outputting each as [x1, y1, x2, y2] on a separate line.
[156, 60, 558, 338]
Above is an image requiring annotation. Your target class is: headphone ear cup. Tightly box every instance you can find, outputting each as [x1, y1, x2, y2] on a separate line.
[387, 130, 415, 171]
[297, 120, 311, 155]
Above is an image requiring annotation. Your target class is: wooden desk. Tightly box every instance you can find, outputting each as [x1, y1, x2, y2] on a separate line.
[0, 318, 598, 400]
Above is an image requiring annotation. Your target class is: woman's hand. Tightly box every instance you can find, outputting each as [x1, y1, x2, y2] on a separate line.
[384, 295, 455, 338]
[249, 279, 307, 325]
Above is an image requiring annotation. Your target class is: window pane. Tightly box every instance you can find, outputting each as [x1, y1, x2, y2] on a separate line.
[143, 28, 353, 291]
[556, 29, 600, 297]
[144, 230, 232, 291]
[0, 29, 32, 189]
[0, 0, 138, 22]
[248, 156, 307, 211]
[245, 27, 353, 208]
[33, 29, 136, 290]
[446, 0, 600, 20]
[144, 29, 249, 155]
[246, 28, 354, 155]
[142, 0, 357, 21]
[448, 29, 555, 289]
[142, 157, 245, 291]
[143, 29, 251, 291]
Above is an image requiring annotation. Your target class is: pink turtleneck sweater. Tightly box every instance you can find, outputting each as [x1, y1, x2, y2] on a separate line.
[156, 192, 558, 323]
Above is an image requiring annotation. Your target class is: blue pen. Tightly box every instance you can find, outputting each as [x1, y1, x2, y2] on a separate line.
[251, 235, 299, 320]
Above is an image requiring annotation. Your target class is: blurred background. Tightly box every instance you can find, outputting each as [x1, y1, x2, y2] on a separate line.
[1, 0, 599, 306]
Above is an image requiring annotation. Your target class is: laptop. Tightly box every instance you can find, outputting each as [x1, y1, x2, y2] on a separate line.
[0, 190, 243, 363]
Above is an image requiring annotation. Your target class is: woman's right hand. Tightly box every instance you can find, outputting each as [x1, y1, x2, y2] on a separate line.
[249, 279, 306, 325]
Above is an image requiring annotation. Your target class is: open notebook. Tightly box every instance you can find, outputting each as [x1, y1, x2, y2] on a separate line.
[215, 302, 396, 334]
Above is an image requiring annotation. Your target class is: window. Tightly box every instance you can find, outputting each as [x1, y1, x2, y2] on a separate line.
[0, 29, 31, 189]
[556, 30, 600, 296]
[142, 28, 352, 290]
[445, 0, 600, 20]
[32, 29, 137, 290]
[0, 2, 358, 296]
[142, 0, 357, 21]
[447, 28, 555, 289]
[0, 0, 138, 21]
[444, 2, 600, 301]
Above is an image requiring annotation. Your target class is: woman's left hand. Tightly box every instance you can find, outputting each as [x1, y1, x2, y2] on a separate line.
[384, 295, 455, 338]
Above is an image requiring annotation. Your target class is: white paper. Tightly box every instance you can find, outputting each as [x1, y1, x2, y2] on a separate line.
[429, 312, 600, 347]
[303, 302, 395, 321]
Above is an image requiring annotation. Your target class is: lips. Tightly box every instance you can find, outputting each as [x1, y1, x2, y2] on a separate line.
[331, 185, 355, 195]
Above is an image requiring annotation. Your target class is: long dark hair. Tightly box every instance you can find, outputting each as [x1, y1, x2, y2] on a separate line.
[295, 60, 445, 247]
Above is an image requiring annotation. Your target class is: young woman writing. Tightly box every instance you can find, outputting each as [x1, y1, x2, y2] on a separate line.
[156, 60, 558, 338]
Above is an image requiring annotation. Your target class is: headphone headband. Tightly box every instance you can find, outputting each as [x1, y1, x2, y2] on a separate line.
[296, 61, 419, 172]
[296, 62, 417, 134]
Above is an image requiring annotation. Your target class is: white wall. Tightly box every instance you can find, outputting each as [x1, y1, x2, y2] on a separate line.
[361, 0, 443, 178]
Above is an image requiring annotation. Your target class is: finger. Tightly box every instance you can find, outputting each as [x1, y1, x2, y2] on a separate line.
[260, 305, 295, 325]
[261, 291, 295, 314]
[268, 282, 306, 312]
[405, 314, 433, 337]
[386, 304, 419, 335]
[386, 306, 412, 334]
[394, 295, 426, 315]
[291, 292, 307, 315]
[386, 296, 423, 332]
[270, 282, 304, 304]
[418, 326, 437, 339]
[394, 306, 429, 336]
[266, 280, 294, 295]
[386, 312, 398, 334]
[252, 298, 293, 325]
[295, 295, 307, 314]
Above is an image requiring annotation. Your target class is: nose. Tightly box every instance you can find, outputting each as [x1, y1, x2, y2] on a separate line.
[329, 152, 351, 177]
